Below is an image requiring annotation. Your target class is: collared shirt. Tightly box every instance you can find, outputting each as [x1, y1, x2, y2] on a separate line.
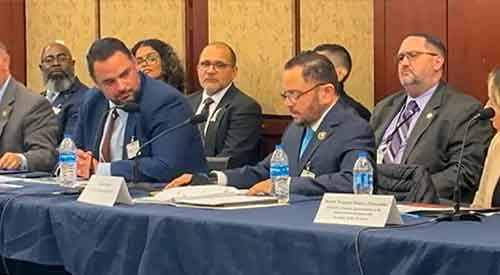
[196, 82, 232, 134]
[95, 102, 129, 176]
[45, 89, 59, 104]
[0, 76, 28, 169]
[378, 83, 438, 163]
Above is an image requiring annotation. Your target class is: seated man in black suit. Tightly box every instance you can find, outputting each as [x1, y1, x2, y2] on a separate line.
[189, 42, 262, 168]
[313, 43, 371, 121]
[39, 42, 87, 139]
[165, 51, 375, 196]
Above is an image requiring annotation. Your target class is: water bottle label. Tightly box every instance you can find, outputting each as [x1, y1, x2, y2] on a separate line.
[270, 165, 289, 177]
[59, 153, 76, 163]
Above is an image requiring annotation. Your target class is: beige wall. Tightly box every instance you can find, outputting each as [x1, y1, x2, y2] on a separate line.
[100, 0, 185, 68]
[209, 0, 295, 114]
[301, 0, 374, 110]
[25, 0, 374, 114]
[26, 0, 98, 92]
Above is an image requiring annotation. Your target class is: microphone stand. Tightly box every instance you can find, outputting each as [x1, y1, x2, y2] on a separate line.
[436, 118, 482, 222]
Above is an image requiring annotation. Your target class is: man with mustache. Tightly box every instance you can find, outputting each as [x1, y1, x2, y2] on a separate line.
[188, 42, 262, 169]
[0, 41, 58, 172]
[74, 37, 207, 182]
[165, 51, 375, 196]
[39, 42, 87, 139]
[370, 33, 493, 202]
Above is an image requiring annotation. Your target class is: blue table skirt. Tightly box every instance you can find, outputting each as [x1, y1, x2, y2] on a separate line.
[1, 182, 500, 275]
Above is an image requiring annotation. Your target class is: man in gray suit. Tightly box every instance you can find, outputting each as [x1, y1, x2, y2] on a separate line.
[0, 41, 58, 172]
[370, 33, 493, 202]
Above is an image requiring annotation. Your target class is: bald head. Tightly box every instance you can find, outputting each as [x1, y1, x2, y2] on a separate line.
[0, 41, 10, 85]
[39, 42, 76, 92]
[0, 41, 6, 52]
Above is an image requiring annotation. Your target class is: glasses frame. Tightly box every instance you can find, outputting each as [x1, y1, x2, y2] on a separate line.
[396, 51, 439, 63]
[197, 61, 233, 72]
[280, 82, 330, 104]
[41, 53, 71, 66]
[136, 53, 161, 67]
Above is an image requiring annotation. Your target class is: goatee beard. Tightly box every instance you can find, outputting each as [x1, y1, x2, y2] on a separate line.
[44, 74, 74, 93]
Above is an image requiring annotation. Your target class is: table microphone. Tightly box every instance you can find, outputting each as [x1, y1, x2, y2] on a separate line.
[437, 107, 495, 222]
[131, 113, 208, 185]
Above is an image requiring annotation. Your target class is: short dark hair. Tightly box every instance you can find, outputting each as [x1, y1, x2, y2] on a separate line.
[86, 37, 132, 80]
[313, 43, 352, 83]
[284, 50, 338, 89]
[204, 42, 237, 66]
[131, 38, 185, 92]
[407, 33, 447, 57]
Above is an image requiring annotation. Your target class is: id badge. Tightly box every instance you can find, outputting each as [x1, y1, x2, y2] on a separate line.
[300, 169, 316, 178]
[126, 139, 140, 159]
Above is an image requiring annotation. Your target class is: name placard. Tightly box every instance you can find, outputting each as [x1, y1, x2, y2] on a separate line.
[314, 193, 402, 227]
[77, 175, 133, 207]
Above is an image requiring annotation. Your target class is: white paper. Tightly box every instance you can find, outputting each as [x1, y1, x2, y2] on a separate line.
[78, 175, 132, 206]
[314, 193, 402, 227]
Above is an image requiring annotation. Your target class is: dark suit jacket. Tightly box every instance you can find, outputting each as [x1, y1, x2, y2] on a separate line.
[0, 78, 58, 172]
[74, 73, 207, 182]
[339, 84, 371, 121]
[370, 82, 493, 201]
[188, 84, 262, 168]
[225, 99, 375, 195]
[42, 77, 88, 140]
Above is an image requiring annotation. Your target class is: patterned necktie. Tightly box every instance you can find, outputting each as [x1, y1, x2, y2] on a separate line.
[199, 97, 214, 136]
[299, 127, 314, 158]
[101, 108, 119, 162]
[383, 100, 420, 163]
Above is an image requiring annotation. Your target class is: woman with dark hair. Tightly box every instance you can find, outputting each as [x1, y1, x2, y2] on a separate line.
[131, 39, 185, 93]
[472, 69, 500, 208]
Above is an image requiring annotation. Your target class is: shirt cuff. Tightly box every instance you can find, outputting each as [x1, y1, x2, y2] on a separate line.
[15, 154, 28, 170]
[211, 170, 228, 186]
[95, 163, 111, 176]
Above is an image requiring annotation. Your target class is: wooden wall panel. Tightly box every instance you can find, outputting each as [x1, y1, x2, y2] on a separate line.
[26, 0, 98, 92]
[209, 0, 294, 115]
[301, 0, 374, 109]
[0, 0, 26, 84]
[448, 0, 500, 103]
[100, 0, 185, 72]
[374, 0, 447, 103]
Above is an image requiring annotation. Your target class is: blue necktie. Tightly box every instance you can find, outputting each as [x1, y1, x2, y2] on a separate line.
[299, 127, 314, 158]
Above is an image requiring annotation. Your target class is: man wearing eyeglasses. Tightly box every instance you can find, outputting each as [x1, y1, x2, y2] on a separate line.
[370, 33, 492, 202]
[188, 42, 262, 169]
[39, 42, 88, 140]
[0, 41, 58, 172]
[166, 51, 375, 196]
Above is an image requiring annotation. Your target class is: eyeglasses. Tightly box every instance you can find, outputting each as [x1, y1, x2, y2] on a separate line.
[41, 54, 71, 66]
[197, 61, 232, 71]
[136, 53, 160, 66]
[280, 82, 330, 103]
[396, 51, 439, 63]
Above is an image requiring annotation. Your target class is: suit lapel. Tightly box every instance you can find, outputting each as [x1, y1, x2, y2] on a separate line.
[188, 92, 202, 112]
[401, 84, 444, 163]
[374, 94, 406, 146]
[204, 85, 236, 155]
[0, 80, 17, 139]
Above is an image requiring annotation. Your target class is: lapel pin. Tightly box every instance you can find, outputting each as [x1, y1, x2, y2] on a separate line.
[426, 112, 433, 119]
[317, 131, 327, 140]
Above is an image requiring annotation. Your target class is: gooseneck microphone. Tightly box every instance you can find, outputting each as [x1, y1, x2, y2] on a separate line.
[131, 113, 208, 185]
[437, 107, 495, 222]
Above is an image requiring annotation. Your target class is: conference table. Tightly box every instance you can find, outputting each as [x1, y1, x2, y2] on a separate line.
[0, 179, 499, 275]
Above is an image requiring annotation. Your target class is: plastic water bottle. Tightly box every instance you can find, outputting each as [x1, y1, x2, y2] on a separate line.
[270, 144, 290, 203]
[353, 151, 374, 195]
[58, 135, 77, 187]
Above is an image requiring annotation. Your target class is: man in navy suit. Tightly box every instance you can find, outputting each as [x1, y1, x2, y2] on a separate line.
[39, 42, 87, 140]
[74, 37, 207, 182]
[166, 51, 374, 196]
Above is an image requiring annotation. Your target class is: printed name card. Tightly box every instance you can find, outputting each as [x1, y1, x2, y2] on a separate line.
[78, 175, 133, 207]
[314, 193, 402, 227]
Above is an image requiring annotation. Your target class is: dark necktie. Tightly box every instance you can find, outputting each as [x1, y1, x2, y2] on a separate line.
[199, 97, 214, 137]
[383, 100, 420, 163]
[101, 108, 119, 162]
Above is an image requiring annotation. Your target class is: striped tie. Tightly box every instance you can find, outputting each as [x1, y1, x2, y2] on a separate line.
[383, 100, 420, 163]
